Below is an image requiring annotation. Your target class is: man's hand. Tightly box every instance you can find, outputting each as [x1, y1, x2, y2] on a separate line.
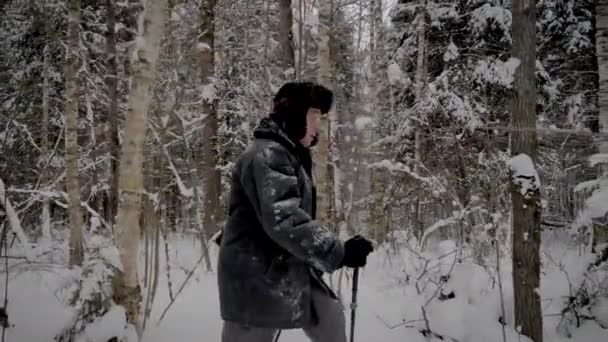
[340, 235, 374, 268]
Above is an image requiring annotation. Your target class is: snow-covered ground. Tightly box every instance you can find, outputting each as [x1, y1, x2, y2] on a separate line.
[2, 232, 608, 342]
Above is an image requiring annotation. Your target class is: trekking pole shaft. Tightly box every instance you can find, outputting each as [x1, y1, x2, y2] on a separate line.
[350, 267, 359, 342]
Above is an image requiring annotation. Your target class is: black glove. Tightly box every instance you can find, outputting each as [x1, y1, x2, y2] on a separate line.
[341, 235, 374, 268]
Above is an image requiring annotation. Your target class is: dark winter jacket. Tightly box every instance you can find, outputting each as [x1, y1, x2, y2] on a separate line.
[217, 117, 345, 329]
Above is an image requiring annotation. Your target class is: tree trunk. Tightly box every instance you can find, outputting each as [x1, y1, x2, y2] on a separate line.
[596, 0, 608, 247]
[510, 1, 543, 341]
[66, 0, 83, 267]
[279, 0, 295, 75]
[369, 0, 392, 242]
[316, 0, 335, 231]
[41, 40, 52, 241]
[413, 0, 428, 240]
[199, 0, 222, 241]
[106, 0, 119, 229]
[113, 0, 166, 329]
[297, 0, 304, 79]
[599, 1, 608, 141]
[370, 0, 385, 109]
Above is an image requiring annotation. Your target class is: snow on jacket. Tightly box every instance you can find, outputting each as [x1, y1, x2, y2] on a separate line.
[217, 117, 345, 329]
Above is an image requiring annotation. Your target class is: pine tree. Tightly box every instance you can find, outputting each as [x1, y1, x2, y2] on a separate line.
[510, 1, 543, 341]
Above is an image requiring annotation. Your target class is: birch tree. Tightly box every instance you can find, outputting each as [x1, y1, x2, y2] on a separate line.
[113, 0, 166, 328]
[369, 0, 393, 242]
[316, 0, 335, 230]
[66, 0, 83, 267]
[510, 0, 543, 341]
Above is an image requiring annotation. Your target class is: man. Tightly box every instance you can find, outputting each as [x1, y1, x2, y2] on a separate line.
[217, 82, 374, 342]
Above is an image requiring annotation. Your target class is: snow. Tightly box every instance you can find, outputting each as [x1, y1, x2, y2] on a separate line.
[387, 63, 405, 85]
[201, 82, 217, 102]
[575, 178, 604, 193]
[470, 4, 512, 41]
[420, 218, 456, 249]
[0, 269, 74, 342]
[443, 41, 459, 62]
[79, 306, 131, 342]
[593, 297, 608, 329]
[576, 186, 608, 227]
[354, 116, 374, 130]
[589, 153, 608, 167]
[170, 10, 181, 22]
[509, 154, 541, 198]
[5, 234, 608, 342]
[195, 42, 211, 52]
[474, 58, 520, 88]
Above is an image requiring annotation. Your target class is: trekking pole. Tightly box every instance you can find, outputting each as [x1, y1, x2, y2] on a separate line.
[350, 267, 360, 342]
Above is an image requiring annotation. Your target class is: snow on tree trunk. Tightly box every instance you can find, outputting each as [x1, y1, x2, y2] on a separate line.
[41, 39, 51, 242]
[199, 0, 223, 245]
[0, 178, 28, 244]
[106, 0, 120, 228]
[510, 1, 543, 341]
[316, 0, 336, 231]
[113, 0, 166, 329]
[279, 0, 295, 76]
[66, 0, 84, 267]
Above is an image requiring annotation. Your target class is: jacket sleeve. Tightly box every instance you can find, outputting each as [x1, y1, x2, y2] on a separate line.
[242, 145, 344, 273]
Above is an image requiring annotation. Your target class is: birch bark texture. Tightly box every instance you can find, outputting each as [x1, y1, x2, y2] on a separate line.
[113, 0, 166, 327]
[316, 0, 335, 230]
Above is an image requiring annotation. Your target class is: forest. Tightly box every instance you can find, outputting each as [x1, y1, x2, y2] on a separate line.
[0, 0, 607, 341]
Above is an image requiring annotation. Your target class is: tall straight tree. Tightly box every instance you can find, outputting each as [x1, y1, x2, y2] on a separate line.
[510, 0, 543, 341]
[598, 1, 608, 140]
[598, 1, 608, 170]
[66, 0, 83, 267]
[113, 0, 166, 328]
[316, 0, 335, 230]
[413, 0, 428, 239]
[595, 0, 608, 247]
[279, 0, 295, 74]
[199, 0, 222, 240]
[105, 0, 119, 228]
[41, 27, 51, 242]
[370, 0, 390, 242]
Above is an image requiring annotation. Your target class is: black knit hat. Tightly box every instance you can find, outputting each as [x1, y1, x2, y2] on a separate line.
[269, 82, 333, 142]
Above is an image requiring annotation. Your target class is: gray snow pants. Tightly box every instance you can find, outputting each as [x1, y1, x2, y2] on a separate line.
[221, 287, 347, 342]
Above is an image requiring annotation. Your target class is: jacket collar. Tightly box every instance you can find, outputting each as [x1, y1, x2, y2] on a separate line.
[253, 116, 313, 174]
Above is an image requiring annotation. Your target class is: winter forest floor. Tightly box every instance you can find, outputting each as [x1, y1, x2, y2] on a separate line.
[3, 233, 608, 342]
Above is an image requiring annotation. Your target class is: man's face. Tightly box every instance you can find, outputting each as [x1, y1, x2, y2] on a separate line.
[299, 108, 322, 148]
